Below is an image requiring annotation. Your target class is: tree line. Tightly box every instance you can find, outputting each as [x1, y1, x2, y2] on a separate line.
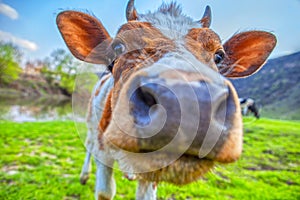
[0, 42, 90, 96]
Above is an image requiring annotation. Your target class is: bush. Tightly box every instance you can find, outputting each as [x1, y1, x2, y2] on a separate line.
[0, 43, 22, 85]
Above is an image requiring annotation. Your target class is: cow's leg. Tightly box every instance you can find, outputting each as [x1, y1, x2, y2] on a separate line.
[80, 151, 92, 185]
[95, 157, 116, 200]
[80, 128, 94, 185]
[249, 103, 260, 119]
[136, 180, 157, 200]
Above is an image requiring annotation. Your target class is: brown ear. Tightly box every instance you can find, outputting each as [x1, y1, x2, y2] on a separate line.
[220, 31, 276, 78]
[56, 11, 112, 65]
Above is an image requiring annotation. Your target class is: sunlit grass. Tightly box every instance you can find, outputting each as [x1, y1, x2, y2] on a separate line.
[0, 119, 299, 199]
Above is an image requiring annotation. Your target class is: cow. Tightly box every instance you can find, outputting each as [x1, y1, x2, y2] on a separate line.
[56, 1, 276, 199]
[239, 98, 260, 119]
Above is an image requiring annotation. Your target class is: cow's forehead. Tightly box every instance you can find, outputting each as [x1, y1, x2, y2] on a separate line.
[138, 3, 202, 39]
[110, 3, 224, 82]
[117, 3, 202, 40]
[117, 21, 153, 34]
[114, 3, 221, 52]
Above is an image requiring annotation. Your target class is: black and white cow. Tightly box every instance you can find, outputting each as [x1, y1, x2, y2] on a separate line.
[239, 98, 260, 119]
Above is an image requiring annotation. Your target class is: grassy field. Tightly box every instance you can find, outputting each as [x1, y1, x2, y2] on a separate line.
[1, 118, 299, 200]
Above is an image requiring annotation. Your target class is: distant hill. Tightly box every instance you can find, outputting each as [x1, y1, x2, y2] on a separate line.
[232, 51, 300, 120]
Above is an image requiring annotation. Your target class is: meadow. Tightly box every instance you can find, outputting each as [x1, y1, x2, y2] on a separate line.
[1, 118, 299, 200]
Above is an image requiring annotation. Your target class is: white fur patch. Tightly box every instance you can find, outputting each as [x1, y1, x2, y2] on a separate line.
[139, 6, 201, 40]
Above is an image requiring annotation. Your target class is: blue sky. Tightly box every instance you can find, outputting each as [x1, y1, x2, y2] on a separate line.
[0, 0, 300, 63]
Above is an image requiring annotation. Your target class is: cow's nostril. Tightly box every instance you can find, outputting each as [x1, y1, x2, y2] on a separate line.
[130, 84, 160, 127]
[137, 86, 157, 107]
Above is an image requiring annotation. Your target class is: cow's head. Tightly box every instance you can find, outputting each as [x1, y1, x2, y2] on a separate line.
[57, 1, 276, 185]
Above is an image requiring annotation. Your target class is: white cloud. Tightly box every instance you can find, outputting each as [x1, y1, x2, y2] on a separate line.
[0, 3, 19, 20]
[0, 30, 38, 51]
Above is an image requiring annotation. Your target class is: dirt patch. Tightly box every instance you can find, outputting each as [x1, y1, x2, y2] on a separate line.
[63, 195, 80, 200]
[244, 166, 299, 172]
[40, 152, 58, 160]
[286, 180, 298, 186]
[2, 164, 36, 175]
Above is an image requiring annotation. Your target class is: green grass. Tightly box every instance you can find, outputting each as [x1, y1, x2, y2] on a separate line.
[1, 118, 299, 199]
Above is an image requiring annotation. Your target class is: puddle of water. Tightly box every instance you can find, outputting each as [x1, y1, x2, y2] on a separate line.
[0, 97, 78, 122]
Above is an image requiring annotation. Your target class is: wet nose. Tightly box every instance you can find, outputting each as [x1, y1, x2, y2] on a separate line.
[131, 78, 229, 128]
[125, 72, 242, 162]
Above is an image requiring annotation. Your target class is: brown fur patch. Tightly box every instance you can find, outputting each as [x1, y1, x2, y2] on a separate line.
[138, 156, 214, 185]
[86, 96, 93, 122]
[98, 195, 110, 200]
[185, 28, 222, 68]
[98, 90, 113, 149]
[95, 74, 110, 97]
[94, 88, 101, 97]
[215, 81, 243, 163]
[215, 129, 242, 163]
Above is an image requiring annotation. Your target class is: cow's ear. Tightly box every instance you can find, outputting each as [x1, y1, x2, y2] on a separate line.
[56, 11, 112, 65]
[219, 31, 276, 78]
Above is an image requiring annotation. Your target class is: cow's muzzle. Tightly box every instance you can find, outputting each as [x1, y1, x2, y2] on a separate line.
[123, 72, 241, 162]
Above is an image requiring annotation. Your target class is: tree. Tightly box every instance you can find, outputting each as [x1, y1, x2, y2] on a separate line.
[41, 49, 82, 95]
[0, 42, 22, 84]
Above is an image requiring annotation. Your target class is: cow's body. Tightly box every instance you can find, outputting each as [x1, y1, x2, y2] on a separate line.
[80, 73, 157, 199]
[57, 1, 276, 199]
[79, 74, 115, 198]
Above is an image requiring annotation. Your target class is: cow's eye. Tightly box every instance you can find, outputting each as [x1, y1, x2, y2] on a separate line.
[214, 49, 225, 64]
[113, 42, 126, 56]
